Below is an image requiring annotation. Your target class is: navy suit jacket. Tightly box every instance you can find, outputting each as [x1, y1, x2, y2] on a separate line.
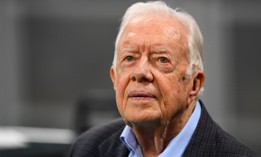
[69, 102, 258, 157]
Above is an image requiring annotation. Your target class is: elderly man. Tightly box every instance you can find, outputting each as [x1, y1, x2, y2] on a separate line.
[70, 1, 258, 157]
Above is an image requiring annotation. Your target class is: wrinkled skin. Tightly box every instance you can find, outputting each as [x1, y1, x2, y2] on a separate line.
[110, 14, 204, 156]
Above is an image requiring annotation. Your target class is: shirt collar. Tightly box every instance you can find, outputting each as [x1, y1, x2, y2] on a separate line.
[120, 100, 201, 157]
[120, 125, 137, 153]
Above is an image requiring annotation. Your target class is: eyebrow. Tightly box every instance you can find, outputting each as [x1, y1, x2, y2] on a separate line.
[155, 48, 168, 53]
[121, 47, 134, 52]
[120, 45, 173, 54]
[152, 48, 172, 54]
[120, 47, 140, 54]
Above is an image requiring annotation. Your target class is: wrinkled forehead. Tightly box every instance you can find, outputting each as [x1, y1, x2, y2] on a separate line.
[120, 13, 189, 45]
[118, 13, 189, 53]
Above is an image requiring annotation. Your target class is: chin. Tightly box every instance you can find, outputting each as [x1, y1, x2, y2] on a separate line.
[123, 112, 161, 127]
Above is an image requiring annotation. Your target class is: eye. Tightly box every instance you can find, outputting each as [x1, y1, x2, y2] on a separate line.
[158, 57, 169, 63]
[125, 56, 134, 62]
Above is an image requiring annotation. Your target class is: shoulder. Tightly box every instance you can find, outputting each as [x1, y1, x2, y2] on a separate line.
[76, 118, 125, 143]
[214, 123, 259, 157]
[184, 101, 259, 157]
[200, 100, 259, 156]
[69, 118, 126, 157]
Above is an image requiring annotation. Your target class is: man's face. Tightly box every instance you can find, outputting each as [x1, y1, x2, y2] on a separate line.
[111, 15, 194, 126]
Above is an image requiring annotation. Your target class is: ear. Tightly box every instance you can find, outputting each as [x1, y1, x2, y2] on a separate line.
[110, 66, 117, 90]
[189, 71, 205, 102]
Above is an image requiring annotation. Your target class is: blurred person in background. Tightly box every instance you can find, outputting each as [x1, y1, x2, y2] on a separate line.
[69, 1, 258, 157]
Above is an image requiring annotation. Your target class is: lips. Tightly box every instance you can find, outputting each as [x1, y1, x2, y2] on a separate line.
[129, 91, 156, 99]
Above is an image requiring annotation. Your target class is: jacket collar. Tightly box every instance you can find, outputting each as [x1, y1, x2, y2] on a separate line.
[183, 100, 216, 156]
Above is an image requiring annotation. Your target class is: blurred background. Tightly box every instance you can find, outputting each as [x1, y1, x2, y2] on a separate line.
[0, 0, 260, 156]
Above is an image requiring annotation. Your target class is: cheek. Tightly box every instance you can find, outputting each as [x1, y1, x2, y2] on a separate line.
[114, 71, 131, 112]
[116, 71, 130, 96]
[157, 74, 181, 98]
[115, 83, 126, 117]
[155, 73, 186, 116]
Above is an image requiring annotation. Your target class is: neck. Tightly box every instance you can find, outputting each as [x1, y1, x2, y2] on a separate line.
[131, 101, 196, 157]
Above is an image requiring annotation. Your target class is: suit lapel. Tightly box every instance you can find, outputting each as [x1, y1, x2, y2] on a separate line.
[183, 100, 216, 157]
[98, 121, 130, 157]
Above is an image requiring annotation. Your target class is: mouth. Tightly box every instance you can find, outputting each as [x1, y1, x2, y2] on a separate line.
[129, 91, 156, 100]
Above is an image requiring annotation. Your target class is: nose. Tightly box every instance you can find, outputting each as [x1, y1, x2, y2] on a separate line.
[130, 58, 153, 83]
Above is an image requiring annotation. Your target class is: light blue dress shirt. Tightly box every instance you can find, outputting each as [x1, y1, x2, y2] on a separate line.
[120, 101, 201, 157]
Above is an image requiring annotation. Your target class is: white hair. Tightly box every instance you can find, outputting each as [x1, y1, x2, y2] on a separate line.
[112, 1, 204, 95]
